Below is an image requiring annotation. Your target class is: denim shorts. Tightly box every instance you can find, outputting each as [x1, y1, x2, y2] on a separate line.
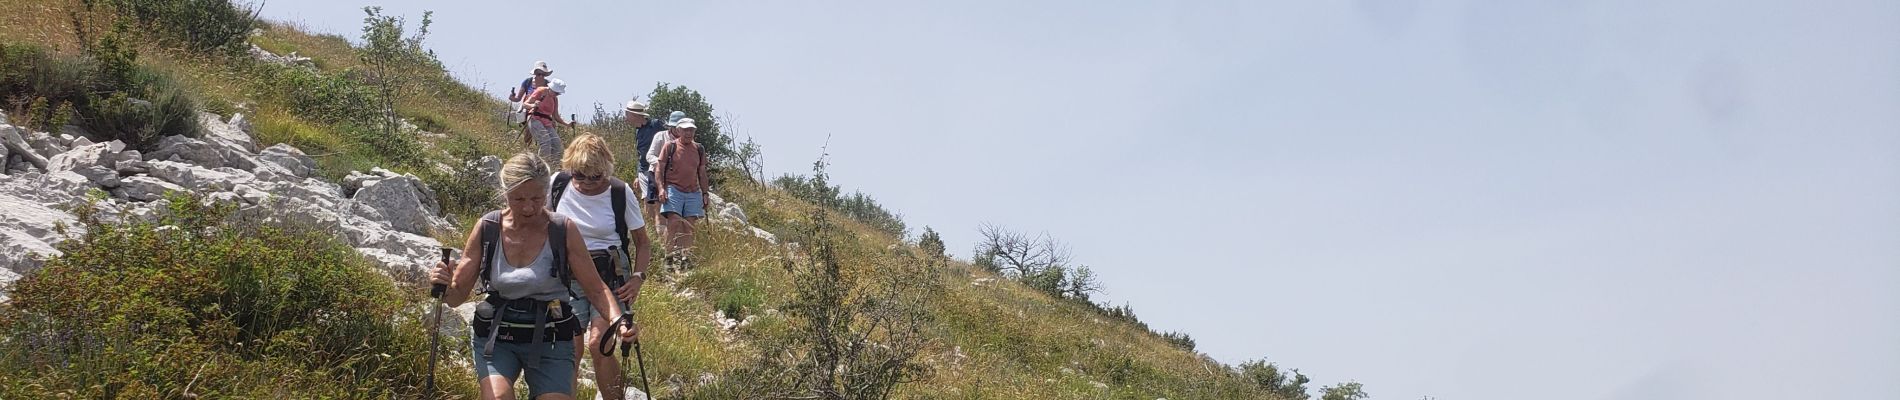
[661, 185, 705, 218]
[470, 334, 575, 398]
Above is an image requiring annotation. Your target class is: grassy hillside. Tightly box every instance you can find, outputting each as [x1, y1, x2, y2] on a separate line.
[0, 1, 1321, 398]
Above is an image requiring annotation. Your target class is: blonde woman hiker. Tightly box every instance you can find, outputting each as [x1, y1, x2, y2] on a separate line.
[430, 153, 638, 400]
[548, 134, 653, 399]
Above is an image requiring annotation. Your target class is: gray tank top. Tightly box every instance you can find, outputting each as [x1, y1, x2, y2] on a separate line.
[488, 240, 566, 301]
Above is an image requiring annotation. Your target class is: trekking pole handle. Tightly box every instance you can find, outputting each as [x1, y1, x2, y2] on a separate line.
[432, 248, 451, 298]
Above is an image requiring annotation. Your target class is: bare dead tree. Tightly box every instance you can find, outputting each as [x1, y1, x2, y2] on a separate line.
[974, 223, 1071, 278]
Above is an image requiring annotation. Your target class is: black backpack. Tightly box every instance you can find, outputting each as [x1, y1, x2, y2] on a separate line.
[472, 210, 580, 353]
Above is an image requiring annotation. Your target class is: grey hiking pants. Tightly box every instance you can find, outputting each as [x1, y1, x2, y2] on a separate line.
[529, 119, 563, 167]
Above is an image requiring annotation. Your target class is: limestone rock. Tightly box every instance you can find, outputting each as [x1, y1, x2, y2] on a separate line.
[115, 176, 187, 202]
[145, 135, 225, 168]
[257, 143, 317, 178]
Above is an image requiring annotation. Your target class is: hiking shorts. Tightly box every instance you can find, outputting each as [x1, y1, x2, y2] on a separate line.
[661, 186, 705, 218]
[470, 334, 575, 398]
[528, 119, 563, 166]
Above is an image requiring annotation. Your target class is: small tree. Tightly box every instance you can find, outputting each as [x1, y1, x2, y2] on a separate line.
[973, 224, 1100, 300]
[646, 82, 733, 164]
[917, 227, 946, 264]
[1065, 265, 1101, 301]
[974, 224, 1070, 278]
[734, 155, 936, 400]
[1239, 359, 1311, 400]
[358, 7, 435, 139]
[1320, 381, 1368, 400]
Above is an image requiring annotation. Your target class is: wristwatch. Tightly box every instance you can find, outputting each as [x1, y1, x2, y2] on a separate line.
[631, 271, 646, 281]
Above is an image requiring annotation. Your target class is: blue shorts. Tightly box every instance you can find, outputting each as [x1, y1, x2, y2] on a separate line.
[661, 186, 705, 218]
[470, 335, 575, 398]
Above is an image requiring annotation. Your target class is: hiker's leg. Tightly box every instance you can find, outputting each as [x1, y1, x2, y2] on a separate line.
[480, 375, 515, 400]
[473, 336, 524, 400]
[683, 217, 698, 253]
[642, 172, 662, 245]
[660, 185, 690, 256]
[522, 340, 577, 399]
[530, 120, 563, 166]
[665, 214, 689, 255]
[680, 191, 706, 253]
[588, 314, 624, 400]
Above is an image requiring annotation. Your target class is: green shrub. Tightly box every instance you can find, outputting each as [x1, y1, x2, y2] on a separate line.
[87, 83, 204, 150]
[1239, 359, 1311, 400]
[646, 83, 734, 165]
[0, 193, 476, 398]
[0, 42, 201, 151]
[84, 0, 258, 55]
[1320, 381, 1368, 400]
[1161, 331, 1196, 352]
[254, 63, 381, 126]
[722, 159, 937, 399]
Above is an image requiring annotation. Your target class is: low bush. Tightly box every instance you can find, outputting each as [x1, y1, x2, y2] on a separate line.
[83, 0, 259, 55]
[0, 42, 202, 151]
[0, 193, 475, 398]
[1161, 331, 1197, 352]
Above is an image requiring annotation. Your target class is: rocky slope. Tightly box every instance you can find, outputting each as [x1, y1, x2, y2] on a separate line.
[0, 110, 469, 298]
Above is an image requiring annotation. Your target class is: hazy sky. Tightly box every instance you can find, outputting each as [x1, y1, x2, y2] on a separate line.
[262, 1, 1899, 399]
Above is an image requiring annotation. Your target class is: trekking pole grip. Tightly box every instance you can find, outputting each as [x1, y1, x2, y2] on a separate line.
[432, 248, 451, 298]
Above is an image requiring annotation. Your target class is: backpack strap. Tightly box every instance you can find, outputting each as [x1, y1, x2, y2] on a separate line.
[547, 212, 578, 301]
[476, 210, 504, 294]
[660, 141, 678, 178]
[609, 179, 631, 251]
[549, 171, 572, 211]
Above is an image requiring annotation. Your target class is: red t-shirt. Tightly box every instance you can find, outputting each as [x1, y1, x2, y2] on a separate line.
[659, 139, 704, 192]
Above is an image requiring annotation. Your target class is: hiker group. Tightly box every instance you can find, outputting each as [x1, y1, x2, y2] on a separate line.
[428, 60, 713, 399]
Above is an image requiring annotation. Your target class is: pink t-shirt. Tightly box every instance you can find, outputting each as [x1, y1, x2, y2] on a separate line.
[527, 87, 560, 124]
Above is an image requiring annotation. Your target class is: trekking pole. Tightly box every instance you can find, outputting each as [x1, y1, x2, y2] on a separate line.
[426, 248, 451, 397]
[632, 338, 652, 399]
[598, 248, 654, 399]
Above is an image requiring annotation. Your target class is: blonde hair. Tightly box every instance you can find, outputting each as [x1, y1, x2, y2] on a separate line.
[560, 133, 615, 176]
[499, 152, 551, 193]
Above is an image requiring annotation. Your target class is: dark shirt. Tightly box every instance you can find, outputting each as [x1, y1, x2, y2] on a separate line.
[634, 118, 667, 170]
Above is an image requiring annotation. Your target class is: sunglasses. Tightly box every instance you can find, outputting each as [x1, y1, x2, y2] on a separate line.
[573, 173, 606, 182]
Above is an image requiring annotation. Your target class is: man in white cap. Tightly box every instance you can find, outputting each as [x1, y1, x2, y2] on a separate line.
[652, 117, 710, 269]
[521, 77, 575, 166]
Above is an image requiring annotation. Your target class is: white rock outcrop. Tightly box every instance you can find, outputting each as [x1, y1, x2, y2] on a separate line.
[0, 113, 457, 292]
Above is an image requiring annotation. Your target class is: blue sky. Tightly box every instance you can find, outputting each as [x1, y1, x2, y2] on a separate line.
[263, 1, 1899, 398]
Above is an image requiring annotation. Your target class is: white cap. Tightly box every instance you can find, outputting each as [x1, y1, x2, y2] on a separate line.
[532, 61, 552, 75]
[675, 118, 697, 129]
[547, 78, 567, 94]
